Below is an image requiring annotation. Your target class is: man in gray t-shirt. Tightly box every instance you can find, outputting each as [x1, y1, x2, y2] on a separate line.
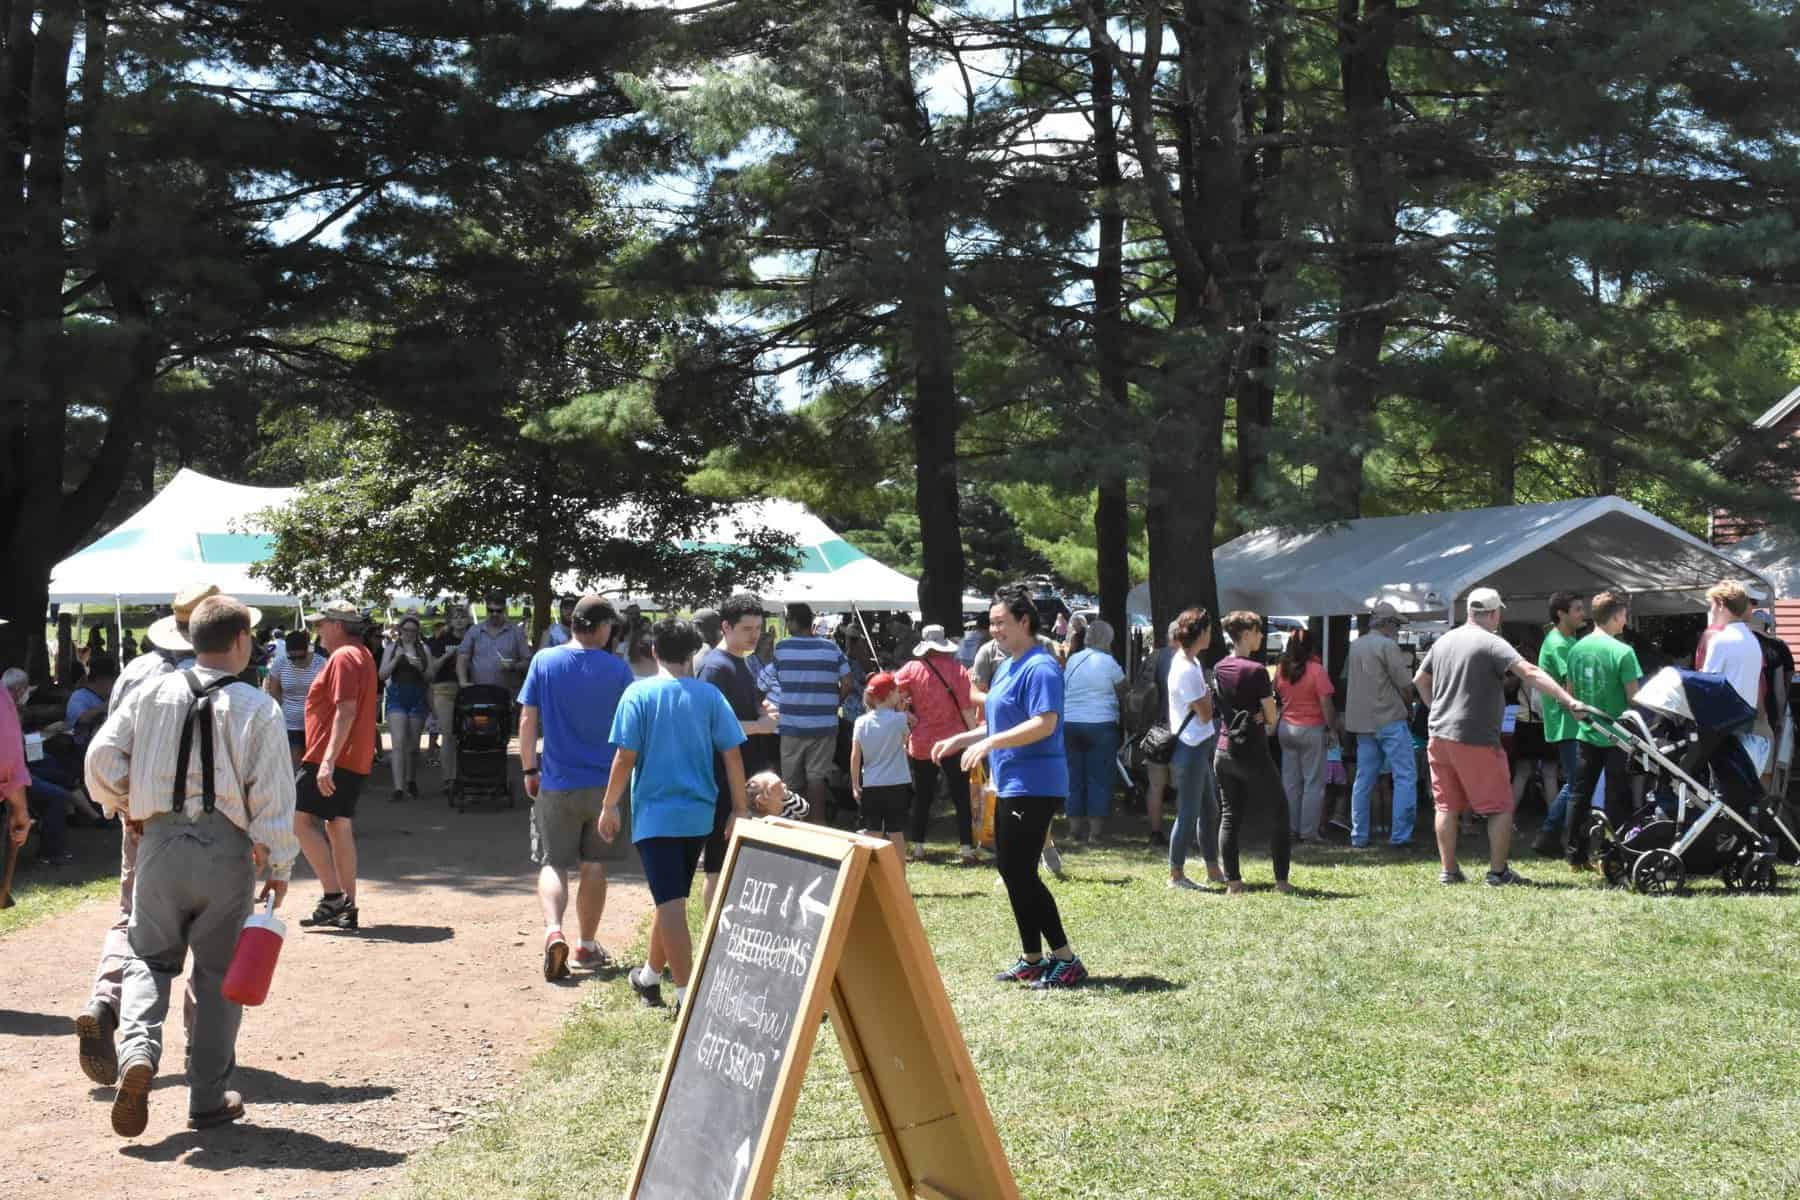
[1413, 587, 1586, 889]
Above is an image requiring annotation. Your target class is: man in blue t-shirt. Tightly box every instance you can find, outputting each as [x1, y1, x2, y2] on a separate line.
[518, 595, 633, 982]
[771, 602, 851, 823]
[602, 618, 747, 1013]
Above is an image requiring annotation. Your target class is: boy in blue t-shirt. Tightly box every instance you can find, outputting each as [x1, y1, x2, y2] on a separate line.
[601, 618, 747, 1012]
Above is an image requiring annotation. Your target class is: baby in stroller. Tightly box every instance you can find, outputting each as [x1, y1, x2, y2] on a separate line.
[1581, 667, 1800, 893]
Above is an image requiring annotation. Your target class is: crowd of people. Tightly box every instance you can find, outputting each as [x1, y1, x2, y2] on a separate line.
[4, 569, 1792, 1138]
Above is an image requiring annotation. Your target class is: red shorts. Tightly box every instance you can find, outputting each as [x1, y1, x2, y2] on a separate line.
[1427, 738, 1514, 816]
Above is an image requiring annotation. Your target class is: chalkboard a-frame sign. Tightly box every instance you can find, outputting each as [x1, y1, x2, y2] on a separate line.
[626, 819, 1019, 1200]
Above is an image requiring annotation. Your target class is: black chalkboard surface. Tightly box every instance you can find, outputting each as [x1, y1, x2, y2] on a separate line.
[637, 840, 842, 1200]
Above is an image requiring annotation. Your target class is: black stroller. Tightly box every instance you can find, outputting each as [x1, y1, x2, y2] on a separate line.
[449, 684, 516, 812]
[1582, 668, 1800, 893]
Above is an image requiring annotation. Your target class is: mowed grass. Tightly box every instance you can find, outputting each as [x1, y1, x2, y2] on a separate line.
[397, 829, 1800, 1199]
[0, 864, 116, 937]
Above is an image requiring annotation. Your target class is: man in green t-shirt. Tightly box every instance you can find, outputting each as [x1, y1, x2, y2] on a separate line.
[1564, 591, 1641, 869]
[1531, 592, 1587, 856]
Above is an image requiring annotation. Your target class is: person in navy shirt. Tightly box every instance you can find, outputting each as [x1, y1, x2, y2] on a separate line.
[518, 595, 634, 981]
[933, 585, 1086, 990]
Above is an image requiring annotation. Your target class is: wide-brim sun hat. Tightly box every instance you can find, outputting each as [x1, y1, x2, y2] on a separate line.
[912, 623, 958, 656]
[304, 599, 365, 625]
[147, 583, 262, 653]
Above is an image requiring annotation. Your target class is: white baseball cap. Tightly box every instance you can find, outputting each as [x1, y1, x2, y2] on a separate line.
[1466, 587, 1506, 614]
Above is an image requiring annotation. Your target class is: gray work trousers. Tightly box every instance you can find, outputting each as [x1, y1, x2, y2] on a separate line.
[118, 810, 254, 1115]
[90, 821, 196, 1034]
[1278, 721, 1329, 841]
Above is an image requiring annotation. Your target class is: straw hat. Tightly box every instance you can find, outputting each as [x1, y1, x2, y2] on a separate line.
[146, 583, 263, 653]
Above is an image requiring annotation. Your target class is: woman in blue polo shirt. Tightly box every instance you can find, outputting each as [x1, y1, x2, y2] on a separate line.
[933, 584, 1085, 990]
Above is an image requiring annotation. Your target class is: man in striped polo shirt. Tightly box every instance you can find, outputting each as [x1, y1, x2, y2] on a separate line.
[773, 603, 852, 823]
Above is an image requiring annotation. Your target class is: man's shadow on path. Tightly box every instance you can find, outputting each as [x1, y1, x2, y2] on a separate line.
[120, 1123, 405, 1171]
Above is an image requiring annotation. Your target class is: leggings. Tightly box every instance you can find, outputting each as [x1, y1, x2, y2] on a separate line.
[906, 755, 973, 846]
[994, 795, 1068, 957]
[1216, 726, 1290, 883]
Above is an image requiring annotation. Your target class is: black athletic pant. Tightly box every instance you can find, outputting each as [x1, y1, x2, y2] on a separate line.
[1566, 742, 1630, 864]
[1215, 727, 1290, 884]
[906, 755, 973, 846]
[993, 794, 1067, 957]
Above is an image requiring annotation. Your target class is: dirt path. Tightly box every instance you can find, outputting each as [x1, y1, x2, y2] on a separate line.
[0, 749, 650, 1199]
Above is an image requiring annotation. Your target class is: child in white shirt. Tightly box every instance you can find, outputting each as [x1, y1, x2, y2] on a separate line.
[851, 673, 913, 854]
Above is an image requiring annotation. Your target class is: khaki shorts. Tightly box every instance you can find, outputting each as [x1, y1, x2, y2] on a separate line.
[530, 786, 621, 869]
[781, 733, 836, 789]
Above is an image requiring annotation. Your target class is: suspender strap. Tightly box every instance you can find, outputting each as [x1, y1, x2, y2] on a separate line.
[172, 670, 235, 815]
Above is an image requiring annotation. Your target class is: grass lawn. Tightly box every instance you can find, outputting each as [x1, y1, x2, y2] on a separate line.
[399, 829, 1800, 1199]
[0, 857, 117, 938]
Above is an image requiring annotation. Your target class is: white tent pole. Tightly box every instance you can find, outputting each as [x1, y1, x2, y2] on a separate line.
[850, 602, 876, 657]
[114, 595, 123, 659]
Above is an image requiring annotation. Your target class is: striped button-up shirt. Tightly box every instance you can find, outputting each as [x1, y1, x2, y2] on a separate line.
[772, 636, 849, 737]
[85, 666, 301, 880]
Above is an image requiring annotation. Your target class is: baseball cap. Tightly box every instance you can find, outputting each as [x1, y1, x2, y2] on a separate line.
[571, 594, 619, 631]
[1466, 587, 1506, 614]
[1370, 602, 1409, 626]
[865, 672, 897, 703]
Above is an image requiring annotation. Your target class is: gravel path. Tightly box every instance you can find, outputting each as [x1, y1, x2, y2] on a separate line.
[0, 752, 650, 1199]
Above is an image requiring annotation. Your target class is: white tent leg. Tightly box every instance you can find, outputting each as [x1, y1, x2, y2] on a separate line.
[115, 595, 123, 659]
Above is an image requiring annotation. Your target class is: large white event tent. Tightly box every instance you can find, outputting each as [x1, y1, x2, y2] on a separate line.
[1127, 496, 1775, 620]
[49, 469, 945, 614]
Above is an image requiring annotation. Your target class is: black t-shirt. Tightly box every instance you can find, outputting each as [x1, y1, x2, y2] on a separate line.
[1212, 654, 1273, 722]
[427, 633, 459, 684]
[698, 646, 769, 776]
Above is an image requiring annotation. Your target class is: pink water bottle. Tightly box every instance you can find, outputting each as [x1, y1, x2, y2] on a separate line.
[222, 896, 286, 1006]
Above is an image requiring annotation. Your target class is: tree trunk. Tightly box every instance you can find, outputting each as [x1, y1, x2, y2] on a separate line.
[1234, 14, 1287, 518]
[884, 9, 966, 629]
[1092, 33, 1130, 664]
[0, 0, 78, 673]
[1318, 0, 1400, 520]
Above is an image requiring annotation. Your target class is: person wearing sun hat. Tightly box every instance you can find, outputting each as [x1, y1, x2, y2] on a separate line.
[72, 581, 258, 1089]
[895, 624, 980, 863]
[293, 599, 377, 932]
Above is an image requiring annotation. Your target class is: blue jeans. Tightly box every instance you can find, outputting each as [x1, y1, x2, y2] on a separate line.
[1351, 720, 1417, 846]
[1542, 739, 1579, 835]
[1168, 735, 1220, 872]
[1064, 721, 1121, 819]
[27, 770, 73, 858]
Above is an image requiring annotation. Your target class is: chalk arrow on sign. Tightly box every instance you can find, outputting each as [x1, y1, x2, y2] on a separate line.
[718, 905, 734, 931]
[729, 1137, 751, 1198]
[798, 876, 828, 926]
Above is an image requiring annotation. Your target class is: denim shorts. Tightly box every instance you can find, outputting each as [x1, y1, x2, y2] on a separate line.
[386, 682, 428, 719]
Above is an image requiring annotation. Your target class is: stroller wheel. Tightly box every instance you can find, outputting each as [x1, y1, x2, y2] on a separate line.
[1631, 848, 1685, 895]
[1745, 856, 1778, 894]
[1600, 846, 1630, 889]
[1721, 857, 1745, 892]
[1586, 811, 1614, 849]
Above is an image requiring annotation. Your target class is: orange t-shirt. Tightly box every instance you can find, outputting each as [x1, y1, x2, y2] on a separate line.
[302, 642, 379, 774]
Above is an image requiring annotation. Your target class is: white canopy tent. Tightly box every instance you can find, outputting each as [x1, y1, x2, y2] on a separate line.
[1724, 528, 1800, 601]
[49, 470, 302, 607]
[51, 470, 954, 616]
[1128, 497, 1774, 621]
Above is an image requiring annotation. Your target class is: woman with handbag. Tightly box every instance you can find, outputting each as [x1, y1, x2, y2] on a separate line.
[1062, 619, 1127, 844]
[1214, 611, 1295, 894]
[896, 625, 981, 863]
[1158, 608, 1225, 890]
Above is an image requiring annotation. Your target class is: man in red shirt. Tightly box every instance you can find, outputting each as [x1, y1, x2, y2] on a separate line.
[295, 600, 378, 931]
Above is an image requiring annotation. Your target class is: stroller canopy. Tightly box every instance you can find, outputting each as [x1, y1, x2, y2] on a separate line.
[1632, 667, 1756, 734]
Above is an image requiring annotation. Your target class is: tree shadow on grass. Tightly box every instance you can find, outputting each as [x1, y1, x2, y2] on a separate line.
[120, 1124, 406, 1171]
[0, 1008, 72, 1037]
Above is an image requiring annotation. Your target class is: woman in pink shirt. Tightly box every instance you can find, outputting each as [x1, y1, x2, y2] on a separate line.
[1274, 628, 1340, 842]
[2, 686, 34, 896]
[896, 626, 980, 864]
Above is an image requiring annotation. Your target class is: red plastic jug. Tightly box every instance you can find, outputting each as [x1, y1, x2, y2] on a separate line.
[222, 896, 287, 1006]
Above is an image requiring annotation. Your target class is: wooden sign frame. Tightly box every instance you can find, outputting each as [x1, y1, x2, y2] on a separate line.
[626, 818, 1019, 1200]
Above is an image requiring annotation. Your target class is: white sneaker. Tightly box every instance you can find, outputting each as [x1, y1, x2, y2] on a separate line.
[1167, 876, 1202, 890]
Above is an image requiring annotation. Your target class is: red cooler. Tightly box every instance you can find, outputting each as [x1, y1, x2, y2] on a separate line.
[222, 897, 287, 1006]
